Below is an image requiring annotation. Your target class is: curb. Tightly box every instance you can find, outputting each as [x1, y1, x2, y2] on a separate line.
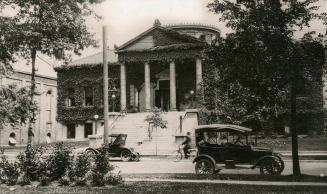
[124, 178, 327, 186]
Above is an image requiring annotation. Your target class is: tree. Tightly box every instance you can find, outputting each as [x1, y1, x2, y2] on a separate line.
[0, 84, 37, 146]
[0, 0, 104, 143]
[206, 0, 326, 176]
[145, 107, 167, 155]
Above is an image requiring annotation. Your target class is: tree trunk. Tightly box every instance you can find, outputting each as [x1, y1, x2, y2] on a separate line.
[290, 63, 301, 176]
[28, 48, 37, 145]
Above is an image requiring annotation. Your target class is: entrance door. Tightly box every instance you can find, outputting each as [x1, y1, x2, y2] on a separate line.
[84, 123, 93, 138]
[155, 80, 170, 111]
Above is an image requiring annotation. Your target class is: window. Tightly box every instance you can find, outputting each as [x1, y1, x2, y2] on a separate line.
[66, 88, 75, 107]
[84, 87, 94, 106]
[84, 123, 93, 138]
[67, 123, 76, 139]
[46, 90, 52, 123]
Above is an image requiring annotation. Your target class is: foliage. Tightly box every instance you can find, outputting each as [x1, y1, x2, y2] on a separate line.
[0, 17, 16, 77]
[0, 155, 20, 186]
[1, 0, 104, 142]
[17, 144, 45, 182]
[56, 66, 120, 123]
[118, 48, 203, 63]
[205, 0, 327, 176]
[68, 152, 91, 186]
[89, 145, 112, 186]
[0, 84, 37, 127]
[145, 107, 167, 140]
[104, 171, 124, 185]
[1, 0, 103, 62]
[46, 142, 73, 181]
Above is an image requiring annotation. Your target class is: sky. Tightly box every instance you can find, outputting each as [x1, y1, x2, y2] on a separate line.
[79, 0, 225, 59]
[2, 0, 327, 63]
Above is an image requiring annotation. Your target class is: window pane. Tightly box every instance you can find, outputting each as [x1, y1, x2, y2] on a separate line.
[67, 123, 76, 139]
[84, 87, 93, 106]
[84, 123, 93, 138]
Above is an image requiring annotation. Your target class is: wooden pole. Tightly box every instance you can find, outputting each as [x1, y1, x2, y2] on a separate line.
[103, 26, 109, 144]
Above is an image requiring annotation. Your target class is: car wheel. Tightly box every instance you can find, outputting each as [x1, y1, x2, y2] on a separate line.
[174, 152, 183, 162]
[260, 159, 282, 175]
[120, 150, 132, 162]
[195, 159, 215, 174]
[86, 149, 96, 159]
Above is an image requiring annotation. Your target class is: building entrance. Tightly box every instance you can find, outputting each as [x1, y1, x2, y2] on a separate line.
[155, 80, 170, 111]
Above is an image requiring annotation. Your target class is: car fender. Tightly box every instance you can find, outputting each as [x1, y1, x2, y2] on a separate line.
[86, 148, 99, 154]
[193, 154, 216, 168]
[251, 155, 281, 169]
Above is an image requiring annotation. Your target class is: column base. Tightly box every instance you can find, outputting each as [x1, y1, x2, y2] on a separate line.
[169, 108, 177, 112]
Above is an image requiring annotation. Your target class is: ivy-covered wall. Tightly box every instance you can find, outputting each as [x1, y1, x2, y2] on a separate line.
[55, 64, 120, 123]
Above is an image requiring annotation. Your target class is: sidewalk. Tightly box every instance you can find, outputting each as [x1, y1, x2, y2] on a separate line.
[124, 177, 327, 186]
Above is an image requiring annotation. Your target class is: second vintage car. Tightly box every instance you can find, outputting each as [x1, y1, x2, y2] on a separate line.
[86, 133, 140, 162]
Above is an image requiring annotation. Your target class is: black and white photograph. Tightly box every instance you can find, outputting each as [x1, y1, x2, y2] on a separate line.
[0, 0, 327, 193]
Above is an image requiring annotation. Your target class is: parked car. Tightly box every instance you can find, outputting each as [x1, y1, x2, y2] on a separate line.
[193, 124, 284, 175]
[86, 133, 140, 162]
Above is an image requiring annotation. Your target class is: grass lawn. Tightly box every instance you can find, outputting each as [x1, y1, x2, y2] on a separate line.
[0, 182, 326, 194]
[122, 173, 327, 182]
[256, 137, 327, 151]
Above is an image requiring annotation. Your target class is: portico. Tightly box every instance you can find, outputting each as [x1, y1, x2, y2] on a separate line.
[117, 20, 208, 112]
[118, 56, 203, 112]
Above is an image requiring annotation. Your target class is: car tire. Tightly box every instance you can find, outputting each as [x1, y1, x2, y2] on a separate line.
[174, 152, 183, 162]
[195, 158, 215, 174]
[120, 150, 132, 162]
[86, 149, 96, 158]
[260, 159, 282, 175]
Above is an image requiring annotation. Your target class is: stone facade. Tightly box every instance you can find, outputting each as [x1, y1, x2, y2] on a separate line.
[0, 68, 58, 146]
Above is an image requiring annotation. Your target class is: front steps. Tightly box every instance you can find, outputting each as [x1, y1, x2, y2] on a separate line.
[108, 111, 198, 155]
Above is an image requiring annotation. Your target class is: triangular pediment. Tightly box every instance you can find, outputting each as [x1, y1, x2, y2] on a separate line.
[117, 26, 202, 52]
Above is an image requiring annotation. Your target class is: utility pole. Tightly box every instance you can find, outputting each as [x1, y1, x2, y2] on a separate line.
[103, 26, 109, 144]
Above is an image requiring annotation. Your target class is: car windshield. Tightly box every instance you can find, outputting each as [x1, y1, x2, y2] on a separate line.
[109, 136, 118, 144]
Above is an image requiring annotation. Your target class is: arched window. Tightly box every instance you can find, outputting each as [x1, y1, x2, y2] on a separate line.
[46, 133, 51, 144]
[46, 89, 53, 123]
[9, 133, 17, 146]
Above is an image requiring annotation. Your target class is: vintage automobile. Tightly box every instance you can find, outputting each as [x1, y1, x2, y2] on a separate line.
[193, 124, 284, 175]
[86, 133, 140, 162]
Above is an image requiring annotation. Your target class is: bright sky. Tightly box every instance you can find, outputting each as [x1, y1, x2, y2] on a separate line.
[2, 0, 326, 62]
[79, 0, 226, 59]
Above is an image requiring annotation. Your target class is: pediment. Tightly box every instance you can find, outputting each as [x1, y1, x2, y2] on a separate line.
[117, 26, 202, 52]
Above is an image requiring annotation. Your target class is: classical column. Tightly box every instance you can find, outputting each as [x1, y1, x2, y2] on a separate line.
[170, 61, 177, 111]
[120, 63, 127, 111]
[144, 62, 151, 111]
[196, 58, 203, 91]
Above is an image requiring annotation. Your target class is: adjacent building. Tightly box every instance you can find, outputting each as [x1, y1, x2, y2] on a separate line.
[0, 56, 58, 146]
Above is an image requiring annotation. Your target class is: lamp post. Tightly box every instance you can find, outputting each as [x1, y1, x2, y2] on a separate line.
[190, 90, 194, 108]
[93, 114, 99, 135]
[112, 94, 116, 112]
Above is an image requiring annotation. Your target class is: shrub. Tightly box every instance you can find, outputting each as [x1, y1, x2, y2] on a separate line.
[0, 156, 19, 186]
[58, 173, 70, 186]
[104, 171, 124, 185]
[69, 152, 91, 186]
[17, 144, 45, 182]
[46, 142, 73, 181]
[89, 145, 110, 186]
[17, 172, 31, 186]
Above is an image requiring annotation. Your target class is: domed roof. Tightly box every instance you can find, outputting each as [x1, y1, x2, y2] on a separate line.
[165, 23, 220, 35]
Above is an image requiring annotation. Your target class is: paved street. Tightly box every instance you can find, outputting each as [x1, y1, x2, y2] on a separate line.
[111, 159, 327, 176]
